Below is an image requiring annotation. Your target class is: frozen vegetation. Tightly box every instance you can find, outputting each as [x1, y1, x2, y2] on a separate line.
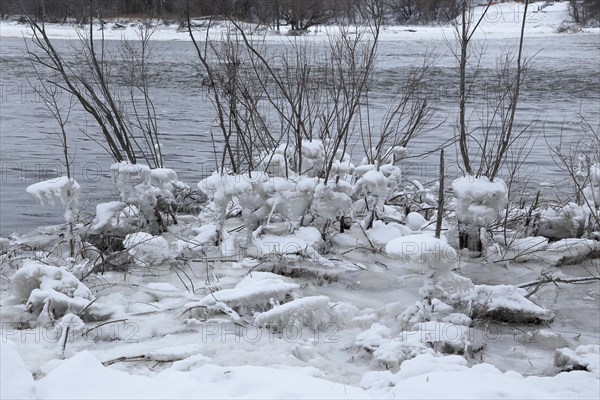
[1, 2, 599, 399]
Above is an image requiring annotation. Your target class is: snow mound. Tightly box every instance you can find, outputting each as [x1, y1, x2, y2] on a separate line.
[371, 333, 436, 369]
[33, 350, 369, 399]
[355, 322, 392, 351]
[171, 354, 213, 372]
[11, 259, 94, 321]
[366, 221, 407, 246]
[412, 321, 483, 355]
[474, 284, 553, 323]
[555, 345, 600, 378]
[0, 341, 34, 400]
[406, 212, 426, 231]
[375, 352, 600, 399]
[90, 201, 127, 231]
[255, 295, 333, 329]
[124, 232, 170, 265]
[386, 234, 456, 265]
[249, 226, 328, 264]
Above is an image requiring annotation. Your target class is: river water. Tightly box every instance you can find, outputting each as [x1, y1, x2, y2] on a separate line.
[1, 33, 598, 236]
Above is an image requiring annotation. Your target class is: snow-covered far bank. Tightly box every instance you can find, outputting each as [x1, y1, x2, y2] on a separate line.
[0, 2, 597, 42]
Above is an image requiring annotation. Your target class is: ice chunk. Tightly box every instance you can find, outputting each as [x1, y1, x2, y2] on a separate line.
[186, 272, 300, 318]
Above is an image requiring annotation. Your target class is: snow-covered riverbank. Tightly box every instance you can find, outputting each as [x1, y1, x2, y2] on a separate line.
[1, 2, 599, 399]
[0, 1, 597, 42]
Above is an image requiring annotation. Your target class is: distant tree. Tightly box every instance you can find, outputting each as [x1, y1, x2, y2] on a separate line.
[388, 0, 459, 24]
[570, 0, 600, 25]
[278, 0, 334, 31]
[582, 0, 600, 24]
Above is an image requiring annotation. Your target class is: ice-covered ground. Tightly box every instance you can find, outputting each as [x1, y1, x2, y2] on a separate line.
[1, 214, 599, 399]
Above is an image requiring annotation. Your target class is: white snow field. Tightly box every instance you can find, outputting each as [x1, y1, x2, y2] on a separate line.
[2, 340, 599, 399]
[1, 2, 599, 399]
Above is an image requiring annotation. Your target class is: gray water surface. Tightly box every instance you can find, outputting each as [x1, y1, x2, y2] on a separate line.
[1, 34, 598, 236]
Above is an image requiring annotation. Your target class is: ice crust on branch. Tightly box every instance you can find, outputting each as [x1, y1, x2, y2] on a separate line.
[452, 175, 508, 226]
[26, 176, 80, 223]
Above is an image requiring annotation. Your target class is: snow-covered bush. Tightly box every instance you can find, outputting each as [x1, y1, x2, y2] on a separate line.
[10, 260, 94, 323]
[259, 152, 290, 178]
[248, 226, 329, 265]
[111, 162, 163, 234]
[300, 140, 326, 177]
[199, 167, 351, 256]
[199, 172, 269, 241]
[150, 167, 189, 222]
[584, 163, 600, 207]
[352, 156, 405, 228]
[263, 176, 316, 232]
[581, 163, 600, 232]
[309, 180, 353, 232]
[452, 175, 508, 250]
[90, 163, 183, 238]
[353, 168, 388, 227]
[388, 234, 475, 324]
[90, 201, 137, 234]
